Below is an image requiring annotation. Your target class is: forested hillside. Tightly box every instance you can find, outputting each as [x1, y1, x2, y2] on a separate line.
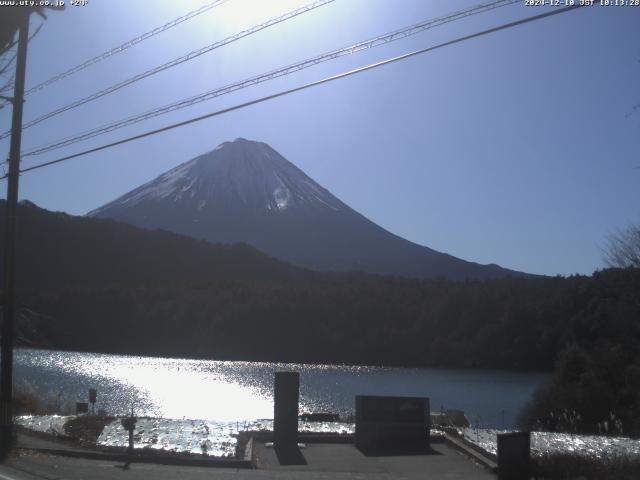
[2, 201, 639, 374]
[3, 200, 304, 289]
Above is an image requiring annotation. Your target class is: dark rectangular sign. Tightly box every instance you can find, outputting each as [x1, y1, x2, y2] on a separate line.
[361, 396, 426, 423]
[355, 395, 430, 454]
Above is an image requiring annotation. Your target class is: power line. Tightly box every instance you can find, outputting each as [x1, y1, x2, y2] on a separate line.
[20, 0, 519, 158]
[0, 0, 335, 141]
[7, 3, 585, 180]
[21, 0, 230, 96]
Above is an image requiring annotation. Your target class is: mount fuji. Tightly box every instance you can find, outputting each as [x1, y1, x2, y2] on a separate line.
[88, 138, 527, 280]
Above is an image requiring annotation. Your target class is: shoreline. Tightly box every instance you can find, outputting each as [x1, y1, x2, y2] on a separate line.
[14, 414, 640, 478]
[13, 345, 554, 374]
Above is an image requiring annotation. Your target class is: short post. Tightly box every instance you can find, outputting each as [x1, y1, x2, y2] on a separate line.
[273, 372, 299, 450]
[121, 410, 137, 456]
[497, 431, 530, 480]
[89, 389, 97, 415]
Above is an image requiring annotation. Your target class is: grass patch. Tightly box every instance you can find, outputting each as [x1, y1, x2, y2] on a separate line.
[64, 415, 115, 445]
[532, 452, 640, 480]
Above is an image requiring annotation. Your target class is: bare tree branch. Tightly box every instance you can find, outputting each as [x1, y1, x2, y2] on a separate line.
[603, 224, 640, 268]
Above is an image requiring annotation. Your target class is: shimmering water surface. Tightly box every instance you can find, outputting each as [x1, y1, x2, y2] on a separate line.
[15, 348, 548, 428]
[21, 348, 637, 459]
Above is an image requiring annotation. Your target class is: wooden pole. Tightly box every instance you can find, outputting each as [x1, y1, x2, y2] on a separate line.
[0, 10, 30, 456]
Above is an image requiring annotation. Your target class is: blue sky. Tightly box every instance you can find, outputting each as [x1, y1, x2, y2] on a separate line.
[0, 0, 638, 276]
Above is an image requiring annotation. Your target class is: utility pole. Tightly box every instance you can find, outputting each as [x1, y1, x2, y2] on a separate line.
[0, 10, 30, 456]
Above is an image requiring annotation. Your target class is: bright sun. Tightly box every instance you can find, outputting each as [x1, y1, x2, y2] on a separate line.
[210, 0, 311, 32]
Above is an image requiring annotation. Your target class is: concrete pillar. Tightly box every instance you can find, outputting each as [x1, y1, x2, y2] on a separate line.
[274, 371, 299, 449]
[497, 431, 530, 480]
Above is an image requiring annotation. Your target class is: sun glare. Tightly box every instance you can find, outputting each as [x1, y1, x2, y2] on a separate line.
[212, 0, 311, 32]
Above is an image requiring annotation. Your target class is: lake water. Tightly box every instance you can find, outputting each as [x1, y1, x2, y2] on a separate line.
[15, 349, 640, 459]
[14, 348, 549, 429]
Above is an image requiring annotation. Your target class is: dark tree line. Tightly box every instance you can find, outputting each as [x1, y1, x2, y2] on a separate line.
[13, 268, 640, 373]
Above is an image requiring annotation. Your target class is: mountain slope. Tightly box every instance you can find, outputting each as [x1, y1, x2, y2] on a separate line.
[89, 138, 528, 280]
[1, 200, 302, 290]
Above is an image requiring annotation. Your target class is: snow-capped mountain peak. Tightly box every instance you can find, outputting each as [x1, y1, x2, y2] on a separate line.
[91, 138, 342, 215]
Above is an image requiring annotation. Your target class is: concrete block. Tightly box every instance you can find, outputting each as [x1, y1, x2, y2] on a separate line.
[355, 395, 430, 455]
[497, 431, 530, 480]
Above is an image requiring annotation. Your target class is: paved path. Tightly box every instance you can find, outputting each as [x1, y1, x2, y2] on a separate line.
[0, 441, 496, 480]
[16, 433, 88, 453]
[255, 442, 495, 479]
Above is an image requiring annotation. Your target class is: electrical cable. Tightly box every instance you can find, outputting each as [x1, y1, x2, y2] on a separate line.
[6, 3, 585, 180]
[0, 0, 335, 140]
[20, 0, 519, 158]
[23, 0, 231, 96]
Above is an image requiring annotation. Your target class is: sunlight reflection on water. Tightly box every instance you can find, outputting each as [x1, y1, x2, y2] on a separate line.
[16, 350, 275, 420]
[12, 348, 554, 457]
[14, 348, 548, 427]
